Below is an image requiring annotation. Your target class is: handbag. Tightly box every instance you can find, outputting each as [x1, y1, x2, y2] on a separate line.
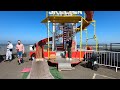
[10, 49, 13, 51]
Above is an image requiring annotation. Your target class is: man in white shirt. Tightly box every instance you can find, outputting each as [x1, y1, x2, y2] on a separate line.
[5, 41, 13, 61]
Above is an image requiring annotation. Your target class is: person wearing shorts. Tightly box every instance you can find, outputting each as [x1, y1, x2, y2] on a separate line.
[16, 40, 25, 65]
[17, 51, 23, 59]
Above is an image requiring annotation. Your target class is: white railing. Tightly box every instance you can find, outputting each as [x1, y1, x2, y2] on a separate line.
[83, 50, 120, 72]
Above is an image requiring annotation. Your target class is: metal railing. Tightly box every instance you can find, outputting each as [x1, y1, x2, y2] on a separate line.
[83, 50, 120, 72]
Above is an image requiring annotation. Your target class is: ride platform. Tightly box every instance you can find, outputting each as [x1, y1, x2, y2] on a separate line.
[44, 51, 85, 66]
[29, 50, 85, 65]
[41, 16, 85, 23]
[41, 15, 95, 32]
[47, 58, 83, 65]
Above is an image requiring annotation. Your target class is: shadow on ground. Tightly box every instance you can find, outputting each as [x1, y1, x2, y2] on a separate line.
[47, 61, 58, 67]
[0, 55, 4, 63]
[71, 63, 80, 67]
[80, 62, 94, 71]
[80, 63, 87, 68]
[0, 54, 16, 63]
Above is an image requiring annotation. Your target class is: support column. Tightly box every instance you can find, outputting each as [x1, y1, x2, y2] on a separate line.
[75, 23, 77, 51]
[52, 23, 55, 51]
[72, 23, 76, 51]
[94, 21, 98, 51]
[48, 20, 50, 59]
[86, 29, 88, 48]
[79, 18, 83, 60]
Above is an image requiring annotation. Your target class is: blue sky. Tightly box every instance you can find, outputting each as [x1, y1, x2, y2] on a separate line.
[0, 11, 119, 44]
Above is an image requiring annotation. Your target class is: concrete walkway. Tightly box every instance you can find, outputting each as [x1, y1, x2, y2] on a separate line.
[0, 57, 32, 79]
[59, 62, 120, 79]
[0, 56, 120, 79]
[29, 60, 54, 79]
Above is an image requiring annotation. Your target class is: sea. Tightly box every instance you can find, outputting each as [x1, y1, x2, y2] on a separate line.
[0, 44, 120, 55]
[0, 44, 30, 55]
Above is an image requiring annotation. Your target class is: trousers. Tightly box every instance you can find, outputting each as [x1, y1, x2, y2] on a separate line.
[67, 47, 71, 58]
[6, 50, 12, 60]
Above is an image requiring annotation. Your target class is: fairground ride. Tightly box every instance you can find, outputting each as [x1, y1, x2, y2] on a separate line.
[29, 11, 98, 65]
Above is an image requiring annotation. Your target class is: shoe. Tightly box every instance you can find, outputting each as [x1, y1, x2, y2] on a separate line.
[4, 60, 8, 62]
[20, 59, 24, 63]
[9, 59, 12, 62]
[18, 60, 21, 65]
[9, 60, 12, 62]
[69, 58, 72, 61]
[66, 58, 69, 61]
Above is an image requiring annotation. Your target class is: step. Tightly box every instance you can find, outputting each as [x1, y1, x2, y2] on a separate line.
[56, 45, 63, 46]
[56, 56, 73, 71]
[57, 48, 64, 51]
[58, 63, 73, 71]
[57, 47, 63, 48]
[56, 45, 64, 47]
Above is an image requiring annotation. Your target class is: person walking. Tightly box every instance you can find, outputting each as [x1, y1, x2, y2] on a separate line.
[16, 40, 25, 65]
[5, 41, 13, 61]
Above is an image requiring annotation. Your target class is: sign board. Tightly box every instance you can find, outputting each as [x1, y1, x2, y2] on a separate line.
[48, 11, 82, 16]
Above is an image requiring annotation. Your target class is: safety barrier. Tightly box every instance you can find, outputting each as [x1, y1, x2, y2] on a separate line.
[83, 50, 120, 72]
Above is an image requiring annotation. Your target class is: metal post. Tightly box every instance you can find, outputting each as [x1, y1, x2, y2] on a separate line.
[94, 21, 96, 36]
[75, 23, 77, 51]
[86, 29, 88, 48]
[84, 11, 86, 19]
[52, 23, 55, 51]
[54, 23, 56, 51]
[46, 11, 48, 17]
[116, 53, 118, 72]
[72, 23, 76, 51]
[79, 18, 83, 60]
[48, 20, 50, 59]
[96, 39, 98, 51]
[110, 43, 112, 51]
[94, 21, 98, 51]
[116, 67, 118, 72]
